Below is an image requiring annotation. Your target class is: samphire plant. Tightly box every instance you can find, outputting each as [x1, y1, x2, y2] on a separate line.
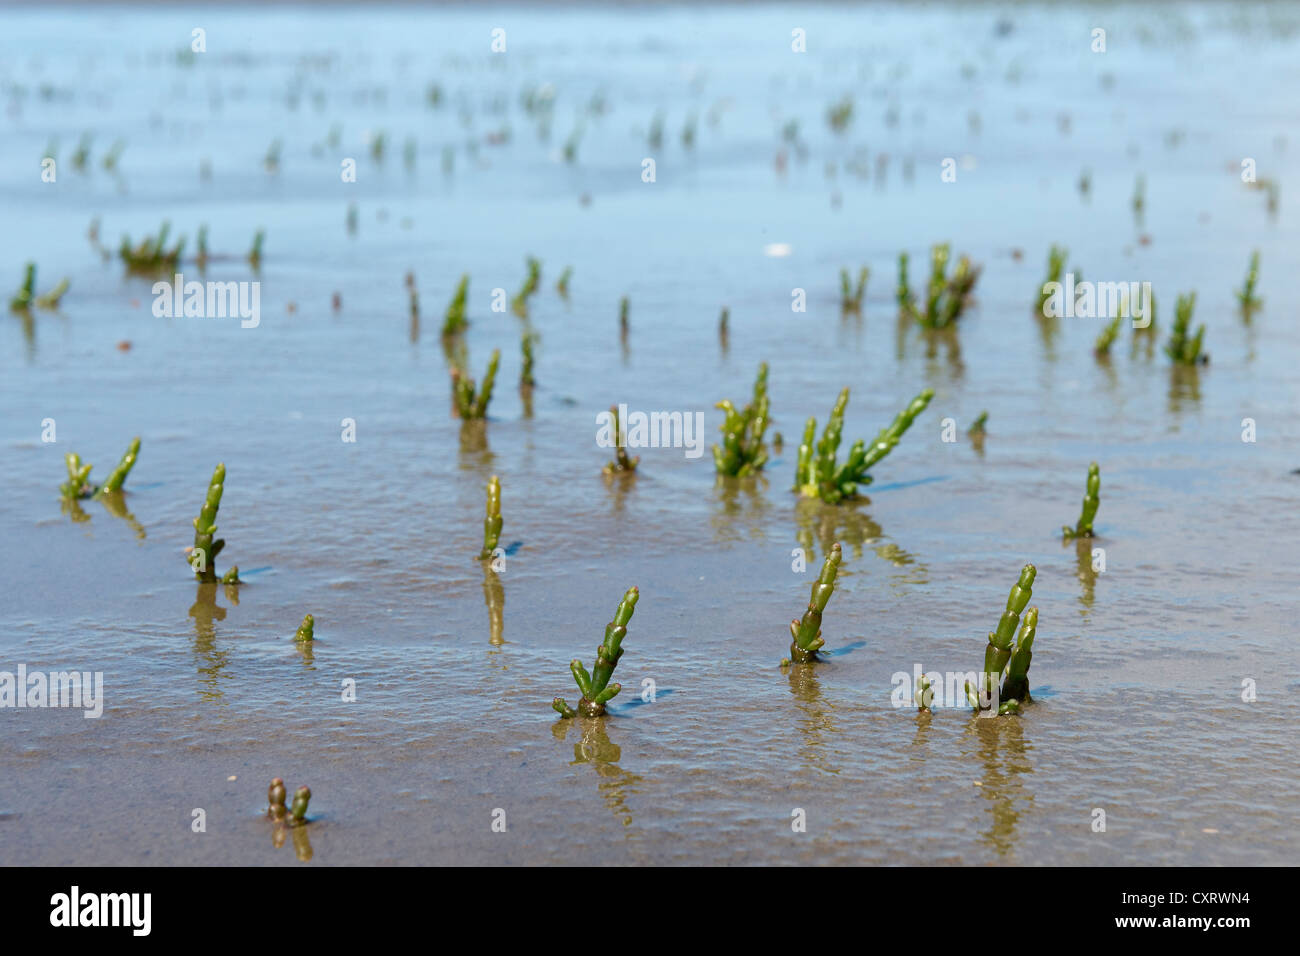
[602, 404, 639, 474]
[190, 463, 240, 584]
[839, 267, 868, 312]
[793, 387, 933, 504]
[248, 229, 265, 267]
[443, 273, 470, 337]
[59, 437, 140, 499]
[520, 331, 537, 388]
[1038, 244, 1068, 315]
[965, 564, 1038, 715]
[510, 256, 541, 317]
[783, 542, 841, 664]
[1237, 251, 1261, 314]
[1061, 462, 1100, 540]
[556, 266, 572, 297]
[712, 361, 770, 476]
[904, 243, 981, 328]
[120, 221, 186, 273]
[552, 586, 639, 718]
[1164, 292, 1207, 365]
[267, 778, 312, 825]
[294, 615, 315, 643]
[478, 475, 502, 560]
[967, 411, 988, 436]
[10, 263, 70, 311]
[451, 349, 500, 419]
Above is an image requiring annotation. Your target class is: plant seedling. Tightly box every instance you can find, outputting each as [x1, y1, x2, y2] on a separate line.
[619, 296, 629, 337]
[1094, 314, 1123, 356]
[552, 586, 639, 718]
[1038, 244, 1068, 315]
[712, 361, 770, 476]
[1237, 250, 1262, 314]
[248, 229, 265, 268]
[556, 267, 572, 297]
[783, 542, 841, 664]
[478, 475, 502, 560]
[718, 306, 729, 346]
[451, 349, 500, 419]
[896, 252, 912, 308]
[602, 404, 639, 474]
[189, 463, 239, 584]
[10, 263, 70, 311]
[119, 222, 186, 273]
[1164, 292, 1207, 365]
[966, 565, 1038, 715]
[520, 331, 537, 388]
[510, 257, 541, 317]
[58, 437, 140, 499]
[267, 778, 312, 825]
[793, 387, 933, 504]
[839, 267, 868, 312]
[443, 273, 470, 337]
[1061, 462, 1100, 540]
[294, 615, 314, 643]
[905, 244, 980, 328]
[916, 672, 934, 712]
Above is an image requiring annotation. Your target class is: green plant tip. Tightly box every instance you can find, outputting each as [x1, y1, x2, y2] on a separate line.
[294, 614, 315, 643]
[788, 542, 840, 663]
[553, 586, 638, 718]
[1061, 462, 1100, 539]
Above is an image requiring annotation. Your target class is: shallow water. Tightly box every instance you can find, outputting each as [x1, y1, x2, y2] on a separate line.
[2, 2, 1299, 865]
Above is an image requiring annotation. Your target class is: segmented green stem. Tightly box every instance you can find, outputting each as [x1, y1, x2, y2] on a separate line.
[442, 274, 470, 337]
[479, 475, 502, 560]
[191, 463, 227, 583]
[98, 437, 140, 494]
[553, 586, 639, 718]
[788, 542, 840, 663]
[1062, 462, 1100, 539]
[712, 361, 770, 476]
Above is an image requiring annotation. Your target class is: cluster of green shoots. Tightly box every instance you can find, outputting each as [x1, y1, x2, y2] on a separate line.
[900, 244, 980, 328]
[1061, 462, 1100, 540]
[1237, 251, 1262, 314]
[783, 543, 841, 664]
[603, 405, 639, 474]
[9, 263, 69, 311]
[119, 222, 186, 272]
[839, 267, 868, 312]
[59, 438, 141, 500]
[451, 349, 500, 419]
[1164, 292, 1208, 365]
[712, 362, 771, 476]
[793, 387, 933, 504]
[478, 475, 502, 560]
[189, 463, 240, 585]
[552, 586, 639, 718]
[442, 274, 470, 337]
[965, 565, 1039, 716]
[267, 777, 312, 826]
[510, 257, 541, 316]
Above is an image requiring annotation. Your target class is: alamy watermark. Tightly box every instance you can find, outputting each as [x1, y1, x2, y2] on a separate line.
[0, 665, 103, 718]
[596, 404, 705, 459]
[152, 273, 261, 328]
[1041, 273, 1150, 328]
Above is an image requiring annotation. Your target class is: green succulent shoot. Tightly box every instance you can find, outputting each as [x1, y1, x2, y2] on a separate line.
[896, 252, 912, 308]
[904, 243, 981, 329]
[190, 463, 239, 584]
[248, 229, 265, 267]
[964, 564, 1038, 715]
[1165, 292, 1207, 364]
[603, 404, 639, 474]
[916, 672, 934, 712]
[967, 412, 988, 436]
[785, 542, 841, 664]
[443, 273, 470, 337]
[11, 263, 71, 311]
[59, 437, 140, 499]
[840, 267, 868, 312]
[1095, 313, 1123, 357]
[552, 586, 639, 718]
[510, 256, 541, 317]
[451, 349, 500, 419]
[290, 786, 312, 824]
[793, 387, 933, 504]
[520, 331, 537, 388]
[268, 778, 288, 819]
[556, 266, 572, 298]
[712, 361, 770, 477]
[479, 475, 502, 561]
[294, 614, 315, 643]
[1237, 250, 1262, 313]
[619, 296, 630, 337]
[1038, 244, 1068, 315]
[1062, 462, 1100, 540]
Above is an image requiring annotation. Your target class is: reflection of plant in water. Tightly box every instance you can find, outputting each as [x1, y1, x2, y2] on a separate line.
[188, 583, 231, 702]
[482, 565, 504, 645]
[785, 659, 838, 776]
[1167, 363, 1201, 414]
[968, 718, 1033, 858]
[709, 473, 772, 545]
[97, 489, 146, 539]
[551, 719, 642, 827]
[457, 419, 493, 466]
[1072, 536, 1097, 612]
[794, 496, 924, 583]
